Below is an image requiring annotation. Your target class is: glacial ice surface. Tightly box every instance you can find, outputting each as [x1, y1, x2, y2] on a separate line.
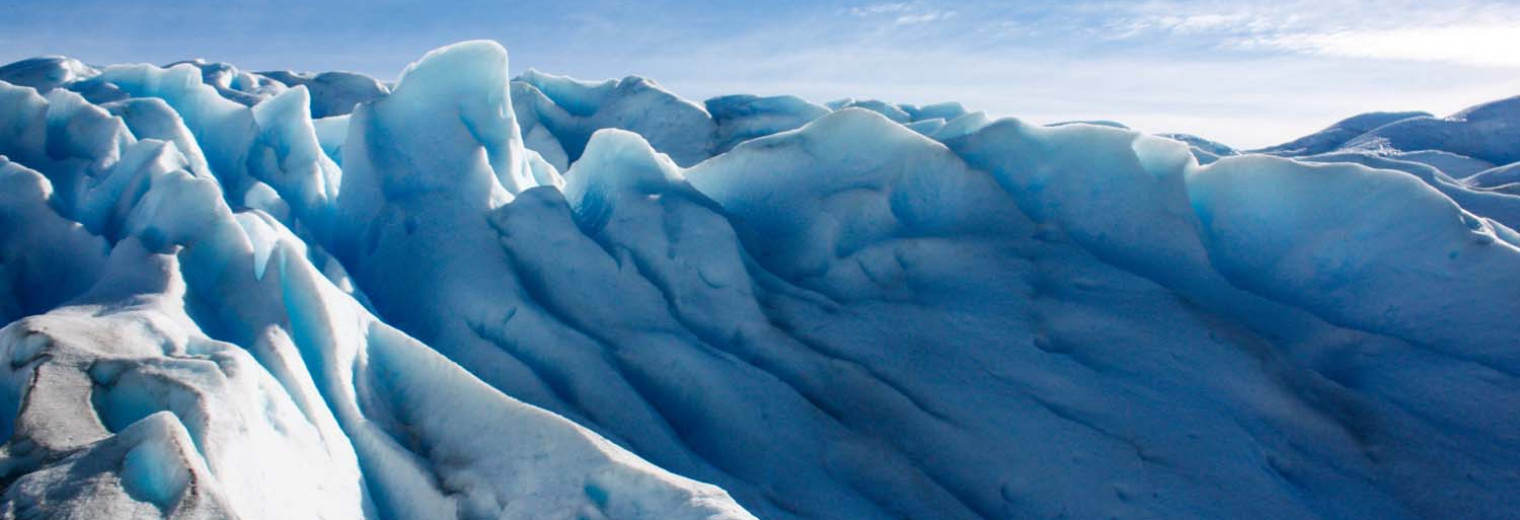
[0, 40, 1518, 520]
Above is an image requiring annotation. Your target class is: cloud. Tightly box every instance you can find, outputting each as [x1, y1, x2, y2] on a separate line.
[1099, 0, 1520, 67]
[892, 11, 955, 26]
[1106, 11, 1272, 39]
[846, 2, 955, 26]
[848, 3, 913, 16]
[1243, 24, 1520, 68]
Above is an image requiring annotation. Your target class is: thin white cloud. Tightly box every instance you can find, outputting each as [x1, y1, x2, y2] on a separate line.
[1102, 0, 1520, 68]
[893, 11, 955, 26]
[1245, 24, 1520, 68]
[848, 3, 913, 16]
[847, 2, 955, 26]
[1110, 12, 1268, 38]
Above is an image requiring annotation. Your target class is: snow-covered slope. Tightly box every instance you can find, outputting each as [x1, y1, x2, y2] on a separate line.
[1, 40, 1518, 520]
[1252, 111, 1432, 157]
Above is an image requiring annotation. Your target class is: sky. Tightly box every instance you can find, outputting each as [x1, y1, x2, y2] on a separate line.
[2, 0, 1519, 148]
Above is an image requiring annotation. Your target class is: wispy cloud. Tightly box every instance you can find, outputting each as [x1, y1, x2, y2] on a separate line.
[1100, 0, 1520, 67]
[846, 2, 956, 26]
[1243, 24, 1520, 67]
[847, 2, 914, 16]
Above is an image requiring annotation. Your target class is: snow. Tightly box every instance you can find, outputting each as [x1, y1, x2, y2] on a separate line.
[2, 39, 1519, 520]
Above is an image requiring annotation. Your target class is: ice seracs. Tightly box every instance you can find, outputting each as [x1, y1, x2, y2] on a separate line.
[1, 39, 1518, 520]
[0, 40, 755, 520]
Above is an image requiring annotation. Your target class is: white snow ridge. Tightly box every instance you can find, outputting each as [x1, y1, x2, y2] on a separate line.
[1, 40, 1518, 520]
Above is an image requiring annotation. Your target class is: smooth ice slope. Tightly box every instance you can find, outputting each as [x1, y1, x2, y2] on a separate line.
[1253, 111, 1431, 156]
[514, 70, 715, 167]
[1, 40, 1519, 520]
[706, 94, 831, 154]
[257, 70, 389, 118]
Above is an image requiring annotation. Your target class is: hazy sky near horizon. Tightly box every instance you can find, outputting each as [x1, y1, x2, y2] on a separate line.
[3, 0, 1519, 148]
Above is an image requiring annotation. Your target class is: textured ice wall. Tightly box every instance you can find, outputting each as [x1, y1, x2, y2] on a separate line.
[1, 40, 1518, 520]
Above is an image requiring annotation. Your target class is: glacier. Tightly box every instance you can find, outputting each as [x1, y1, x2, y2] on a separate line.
[0, 40, 1517, 520]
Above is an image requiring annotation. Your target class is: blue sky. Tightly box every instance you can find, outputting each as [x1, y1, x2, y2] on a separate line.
[2, 0, 1518, 148]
